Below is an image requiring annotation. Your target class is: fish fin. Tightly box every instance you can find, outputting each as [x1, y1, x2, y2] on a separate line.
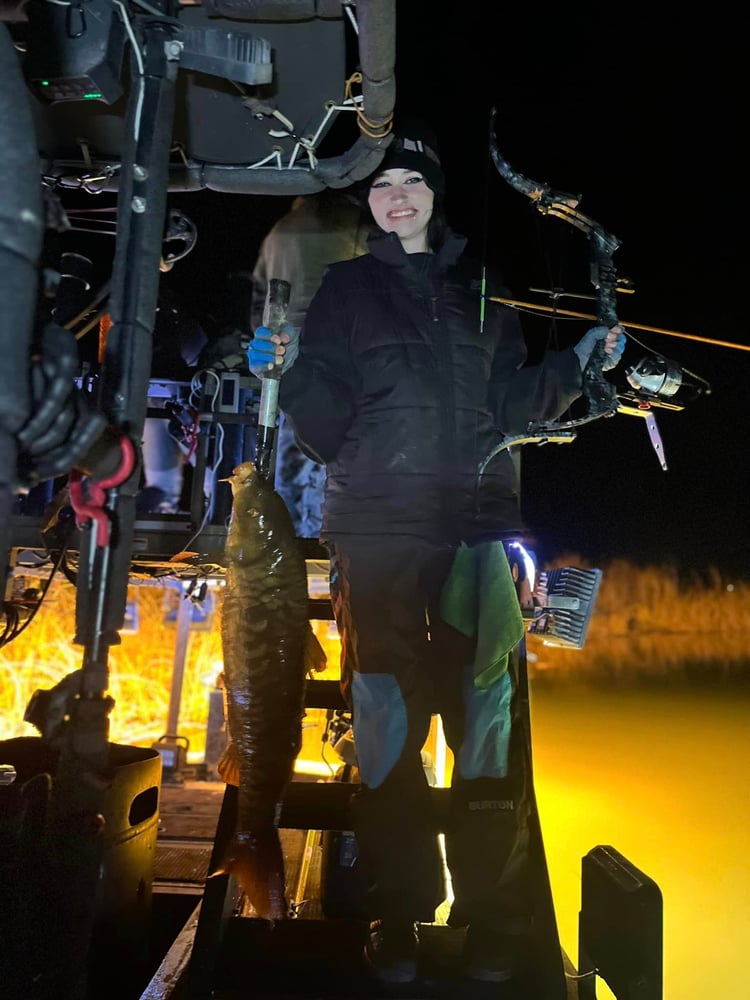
[217, 740, 241, 787]
[305, 623, 328, 674]
[220, 830, 288, 921]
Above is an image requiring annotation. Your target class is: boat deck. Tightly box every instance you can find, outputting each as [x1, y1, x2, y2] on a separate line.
[143, 778, 581, 1000]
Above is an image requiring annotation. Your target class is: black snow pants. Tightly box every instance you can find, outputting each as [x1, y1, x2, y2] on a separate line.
[326, 533, 532, 931]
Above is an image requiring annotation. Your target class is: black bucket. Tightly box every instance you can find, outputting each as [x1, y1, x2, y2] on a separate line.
[0, 737, 161, 1000]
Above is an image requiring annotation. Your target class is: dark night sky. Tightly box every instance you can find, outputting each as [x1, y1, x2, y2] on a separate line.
[173, 5, 746, 578]
[390, 6, 747, 579]
[54, 4, 747, 578]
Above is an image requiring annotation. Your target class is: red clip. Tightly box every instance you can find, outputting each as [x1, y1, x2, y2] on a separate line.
[68, 435, 136, 548]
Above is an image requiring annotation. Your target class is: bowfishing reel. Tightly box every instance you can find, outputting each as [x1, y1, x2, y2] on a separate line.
[615, 351, 712, 471]
[622, 353, 711, 410]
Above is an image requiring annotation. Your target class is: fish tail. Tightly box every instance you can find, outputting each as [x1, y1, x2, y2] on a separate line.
[215, 828, 288, 921]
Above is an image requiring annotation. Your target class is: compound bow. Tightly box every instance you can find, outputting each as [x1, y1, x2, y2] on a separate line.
[479, 108, 709, 478]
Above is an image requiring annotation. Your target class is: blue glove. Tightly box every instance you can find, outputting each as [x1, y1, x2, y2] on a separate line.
[247, 323, 299, 378]
[574, 324, 627, 372]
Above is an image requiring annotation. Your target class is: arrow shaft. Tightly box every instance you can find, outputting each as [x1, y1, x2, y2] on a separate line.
[488, 296, 749, 353]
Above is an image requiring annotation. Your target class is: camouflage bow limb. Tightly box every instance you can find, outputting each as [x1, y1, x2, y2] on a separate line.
[488, 108, 621, 432]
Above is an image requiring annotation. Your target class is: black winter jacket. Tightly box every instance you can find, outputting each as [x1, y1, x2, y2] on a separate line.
[279, 229, 583, 543]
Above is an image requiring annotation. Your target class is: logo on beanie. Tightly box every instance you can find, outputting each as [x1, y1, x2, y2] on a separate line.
[381, 126, 446, 193]
[401, 137, 441, 165]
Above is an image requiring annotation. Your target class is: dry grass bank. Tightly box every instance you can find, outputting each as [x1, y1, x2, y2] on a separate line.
[2, 557, 748, 758]
[528, 555, 750, 685]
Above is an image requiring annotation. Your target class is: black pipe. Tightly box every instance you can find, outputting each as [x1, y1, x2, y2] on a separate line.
[356, 0, 396, 129]
[37, 0, 397, 194]
[73, 16, 183, 700]
[40, 143, 388, 193]
[38, 16, 183, 1000]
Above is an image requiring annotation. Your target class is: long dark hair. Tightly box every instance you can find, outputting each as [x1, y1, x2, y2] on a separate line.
[425, 195, 448, 252]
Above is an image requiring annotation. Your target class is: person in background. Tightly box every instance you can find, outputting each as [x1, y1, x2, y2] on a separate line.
[247, 121, 626, 987]
[138, 285, 207, 514]
[137, 227, 206, 514]
[139, 269, 257, 517]
[250, 190, 368, 536]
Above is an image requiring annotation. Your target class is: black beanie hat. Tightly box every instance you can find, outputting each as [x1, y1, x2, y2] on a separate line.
[378, 119, 445, 194]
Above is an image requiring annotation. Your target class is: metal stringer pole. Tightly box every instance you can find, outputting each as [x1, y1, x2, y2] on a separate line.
[43, 13, 184, 998]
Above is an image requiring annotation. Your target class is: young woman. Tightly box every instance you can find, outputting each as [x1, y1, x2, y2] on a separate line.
[248, 122, 625, 986]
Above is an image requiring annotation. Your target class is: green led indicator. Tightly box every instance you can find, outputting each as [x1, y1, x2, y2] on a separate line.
[40, 80, 49, 86]
[83, 92, 103, 100]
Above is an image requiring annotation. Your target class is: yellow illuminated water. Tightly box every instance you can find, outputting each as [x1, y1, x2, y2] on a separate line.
[529, 683, 750, 1000]
[2, 573, 748, 998]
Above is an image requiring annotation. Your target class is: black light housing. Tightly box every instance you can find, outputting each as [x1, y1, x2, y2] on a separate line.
[578, 845, 663, 1000]
[23, 0, 126, 104]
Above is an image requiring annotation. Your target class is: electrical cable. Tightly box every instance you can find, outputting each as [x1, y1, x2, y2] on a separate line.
[111, 0, 145, 141]
[1, 543, 69, 647]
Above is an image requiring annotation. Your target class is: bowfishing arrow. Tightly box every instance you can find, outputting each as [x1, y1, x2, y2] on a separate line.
[489, 293, 749, 354]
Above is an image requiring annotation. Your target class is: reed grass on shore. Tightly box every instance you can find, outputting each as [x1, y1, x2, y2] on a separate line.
[2, 558, 748, 758]
[528, 555, 750, 685]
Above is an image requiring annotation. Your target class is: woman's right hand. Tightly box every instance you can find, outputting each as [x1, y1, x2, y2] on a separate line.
[247, 323, 299, 377]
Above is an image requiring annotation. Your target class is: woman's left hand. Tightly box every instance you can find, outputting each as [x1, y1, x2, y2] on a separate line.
[574, 324, 627, 372]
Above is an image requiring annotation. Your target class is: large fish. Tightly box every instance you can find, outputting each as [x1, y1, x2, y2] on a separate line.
[216, 460, 311, 920]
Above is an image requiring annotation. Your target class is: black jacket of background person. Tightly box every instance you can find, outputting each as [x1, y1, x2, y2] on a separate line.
[279, 227, 583, 545]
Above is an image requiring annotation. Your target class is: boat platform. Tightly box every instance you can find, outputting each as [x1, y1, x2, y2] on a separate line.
[143, 777, 583, 1000]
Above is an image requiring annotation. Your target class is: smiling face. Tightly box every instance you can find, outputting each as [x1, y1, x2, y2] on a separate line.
[367, 168, 434, 253]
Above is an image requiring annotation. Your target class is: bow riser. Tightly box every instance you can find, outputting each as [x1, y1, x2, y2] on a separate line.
[488, 110, 620, 426]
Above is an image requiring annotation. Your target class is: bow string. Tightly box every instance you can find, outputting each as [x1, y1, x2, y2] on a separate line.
[478, 110, 716, 483]
[488, 107, 621, 432]
[476, 109, 628, 481]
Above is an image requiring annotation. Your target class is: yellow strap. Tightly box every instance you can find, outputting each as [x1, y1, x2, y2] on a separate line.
[344, 71, 394, 139]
